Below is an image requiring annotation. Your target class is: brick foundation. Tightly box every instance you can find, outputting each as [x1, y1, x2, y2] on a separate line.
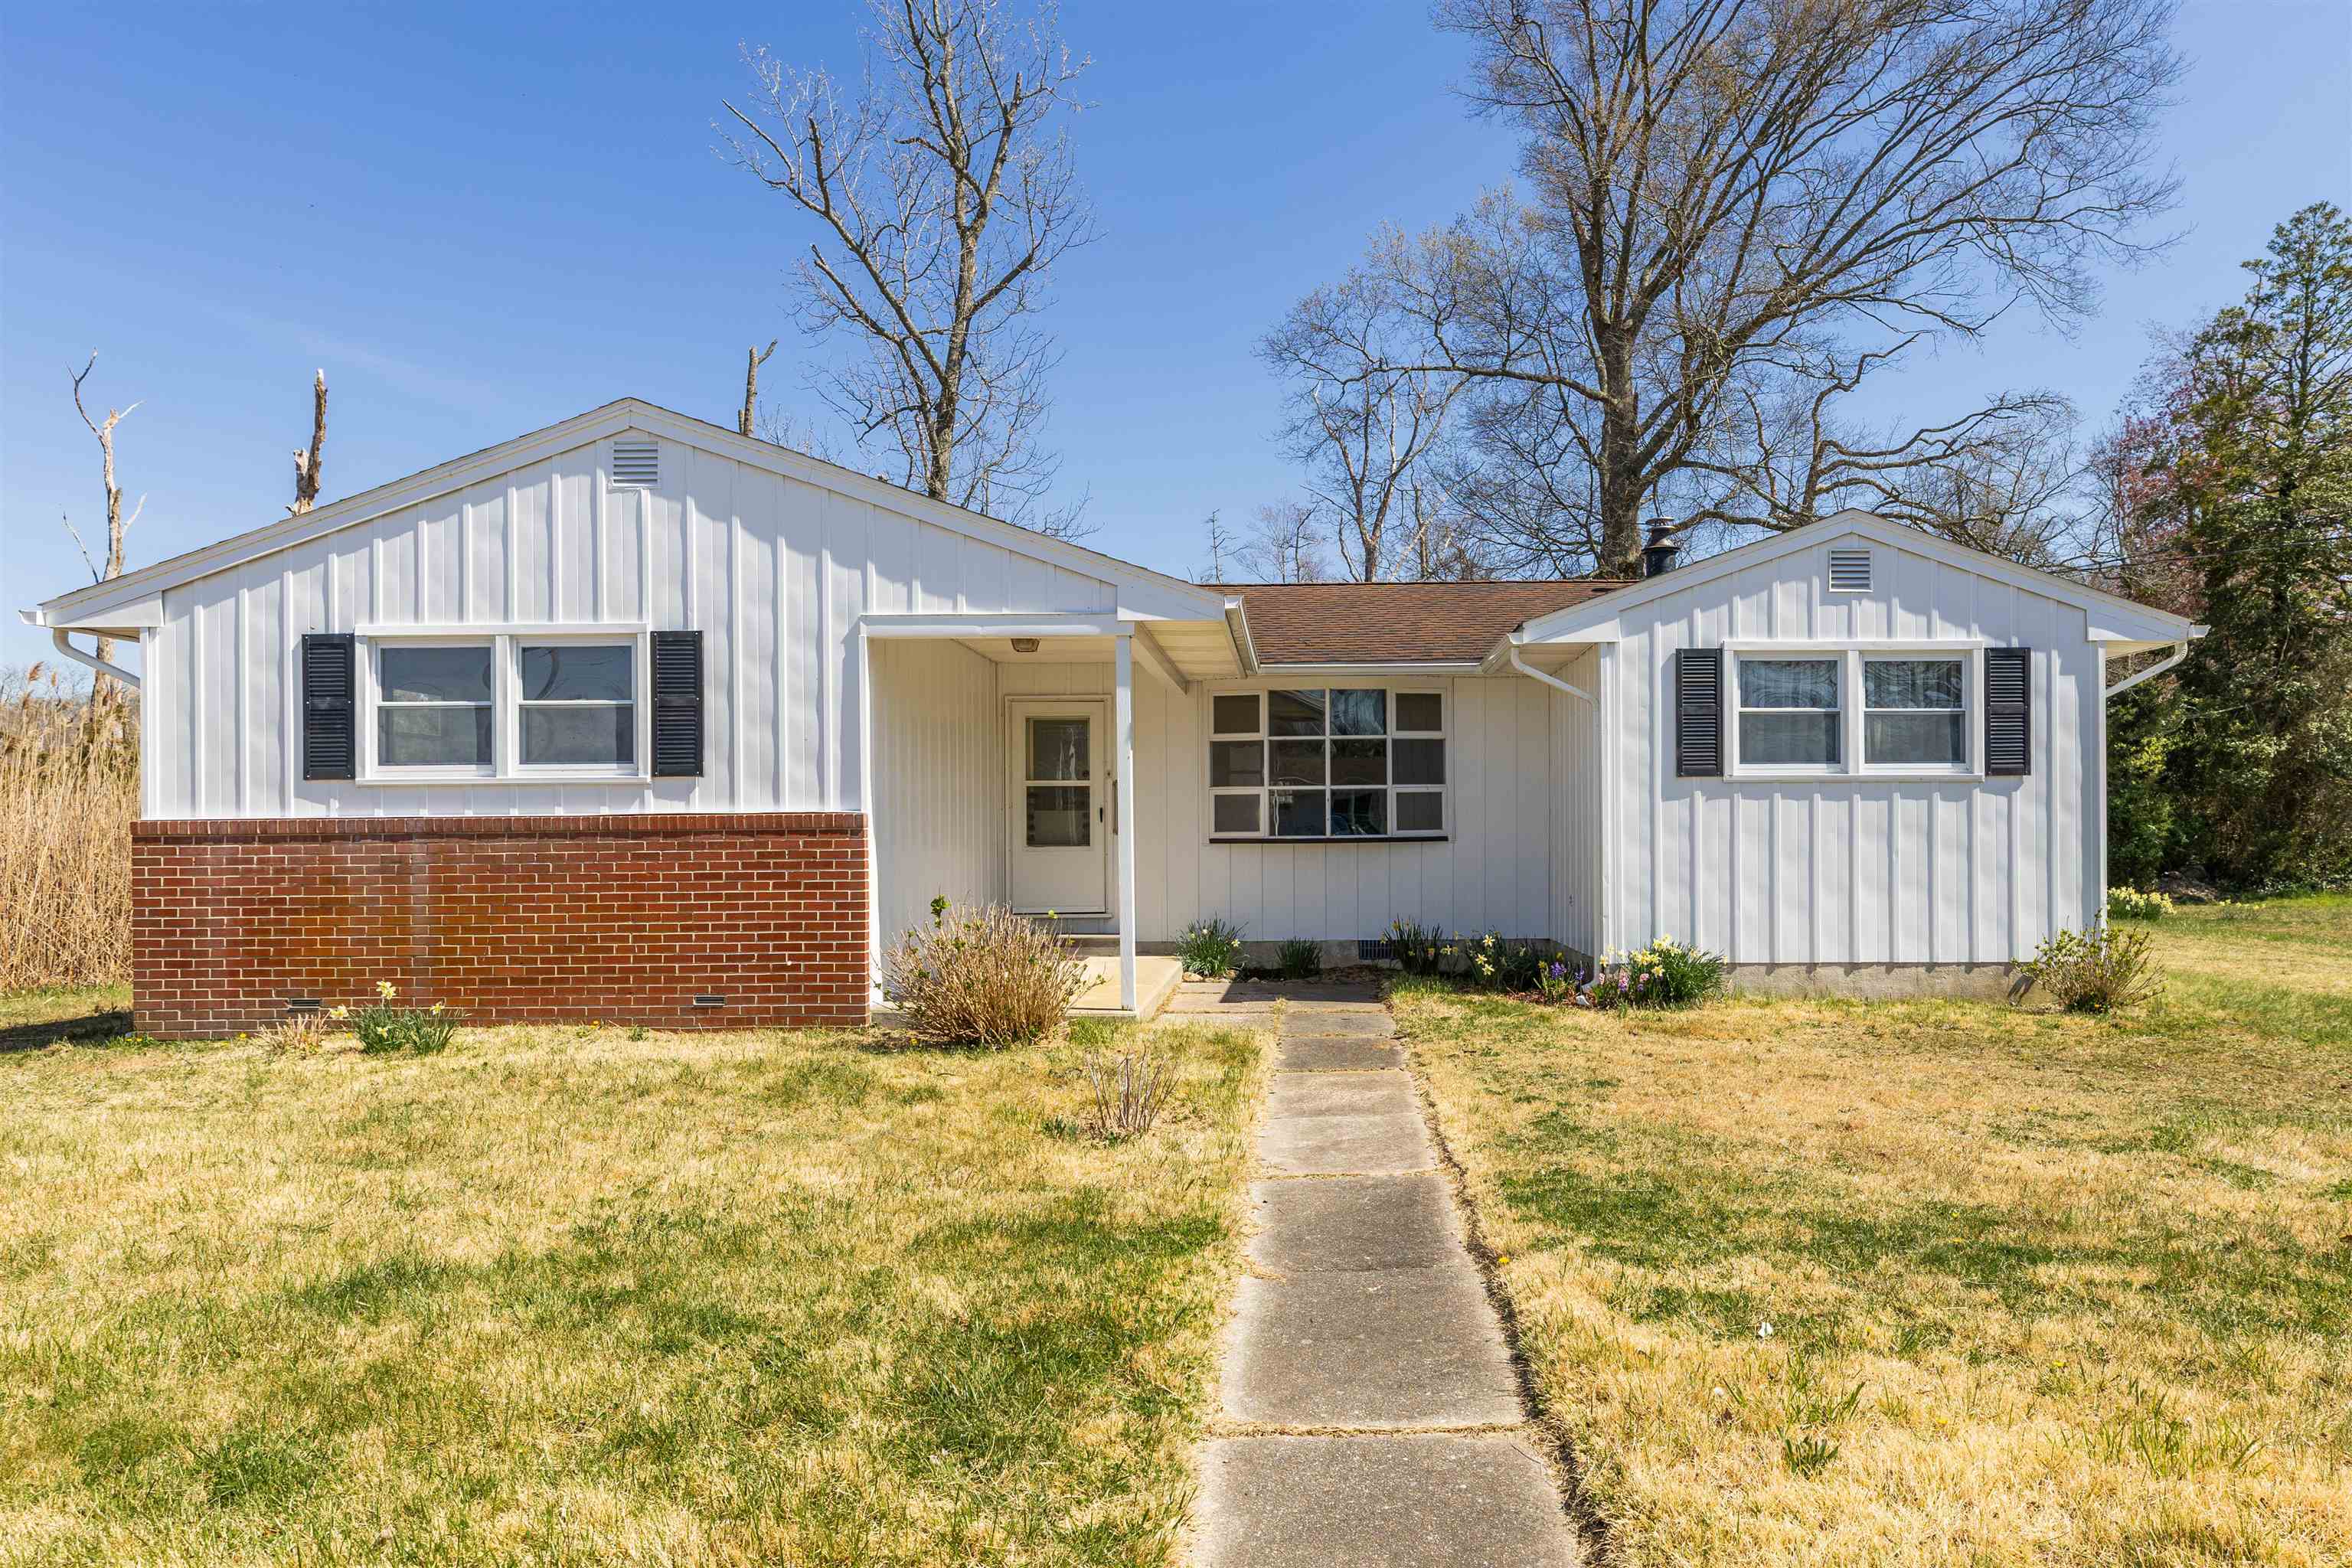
[130, 812, 870, 1038]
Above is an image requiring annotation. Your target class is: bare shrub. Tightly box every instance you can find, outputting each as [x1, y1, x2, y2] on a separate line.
[1081, 1048, 1174, 1140]
[2022, 925, 2164, 1014]
[882, 901, 1085, 1047]
[262, 1011, 335, 1054]
[0, 665, 137, 989]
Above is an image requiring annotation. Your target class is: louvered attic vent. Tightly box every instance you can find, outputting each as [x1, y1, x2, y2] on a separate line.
[1828, 547, 1872, 593]
[611, 439, 659, 488]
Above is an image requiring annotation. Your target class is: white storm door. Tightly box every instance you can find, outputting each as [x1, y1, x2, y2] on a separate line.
[1008, 699, 1109, 914]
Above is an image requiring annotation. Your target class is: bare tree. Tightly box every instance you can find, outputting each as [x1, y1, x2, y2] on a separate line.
[739, 339, 779, 436]
[64, 354, 144, 672]
[1199, 509, 1236, 582]
[1262, 267, 1468, 580]
[723, 0, 1096, 535]
[1355, 0, 2180, 572]
[1235, 501, 1332, 583]
[289, 369, 326, 515]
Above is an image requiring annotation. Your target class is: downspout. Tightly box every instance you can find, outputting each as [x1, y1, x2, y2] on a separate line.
[2103, 642, 2187, 700]
[49, 627, 142, 691]
[1504, 640, 1593, 704]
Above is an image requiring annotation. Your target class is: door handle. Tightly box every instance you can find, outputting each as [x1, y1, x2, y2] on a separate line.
[1111, 779, 1119, 835]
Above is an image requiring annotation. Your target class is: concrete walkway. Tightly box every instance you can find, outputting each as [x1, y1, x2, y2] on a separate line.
[1192, 988, 1583, 1567]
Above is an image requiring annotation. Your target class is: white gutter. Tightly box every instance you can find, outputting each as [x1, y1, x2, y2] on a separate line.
[1223, 596, 1259, 676]
[2104, 642, 2188, 700]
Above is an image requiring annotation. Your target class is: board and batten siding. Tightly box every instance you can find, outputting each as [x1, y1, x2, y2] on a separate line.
[138, 433, 1121, 820]
[1601, 533, 2100, 965]
[969, 664, 1572, 949]
[869, 639, 1002, 949]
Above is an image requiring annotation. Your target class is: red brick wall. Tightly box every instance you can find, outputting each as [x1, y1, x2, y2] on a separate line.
[131, 812, 870, 1039]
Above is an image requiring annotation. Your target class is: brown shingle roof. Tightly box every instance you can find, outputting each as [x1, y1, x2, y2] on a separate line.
[1219, 580, 1628, 665]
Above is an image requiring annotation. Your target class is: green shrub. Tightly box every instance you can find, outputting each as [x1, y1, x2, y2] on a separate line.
[2022, 926, 2163, 1014]
[1175, 916, 1246, 978]
[333, 983, 458, 1055]
[1276, 937, 1322, 980]
[1590, 938, 1723, 1010]
[2107, 886, 2176, 921]
[881, 901, 1085, 1047]
[1386, 920, 1446, 975]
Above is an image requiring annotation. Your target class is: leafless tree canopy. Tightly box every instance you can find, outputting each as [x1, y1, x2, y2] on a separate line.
[1233, 501, 1333, 583]
[289, 369, 326, 516]
[724, 0, 1096, 536]
[1339, 0, 2179, 572]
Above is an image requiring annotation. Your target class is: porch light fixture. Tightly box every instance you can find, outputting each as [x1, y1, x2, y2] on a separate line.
[1010, 637, 1041, 653]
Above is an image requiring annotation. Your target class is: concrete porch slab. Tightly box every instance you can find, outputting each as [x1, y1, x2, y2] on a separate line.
[1219, 1265, 1523, 1429]
[1194, 1434, 1582, 1567]
[1069, 955, 1183, 1020]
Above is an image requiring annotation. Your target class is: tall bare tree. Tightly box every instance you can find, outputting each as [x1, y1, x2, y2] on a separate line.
[1356, 0, 2180, 572]
[1236, 501, 1331, 583]
[289, 369, 326, 515]
[723, 0, 1096, 535]
[739, 339, 779, 436]
[1262, 268, 1469, 580]
[64, 354, 143, 672]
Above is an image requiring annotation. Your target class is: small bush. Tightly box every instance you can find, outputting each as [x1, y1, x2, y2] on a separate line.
[261, 1011, 335, 1054]
[1590, 938, 1723, 1010]
[2023, 925, 2163, 1014]
[1080, 1048, 1175, 1139]
[334, 983, 459, 1054]
[883, 901, 1085, 1047]
[1176, 916, 1246, 978]
[1276, 938, 1323, 980]
[2107, 887, 2176, 921]
[1387, 920, 1446, 975]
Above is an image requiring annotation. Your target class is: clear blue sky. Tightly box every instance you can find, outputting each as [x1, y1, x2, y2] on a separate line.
[4, 2, 2346, 669]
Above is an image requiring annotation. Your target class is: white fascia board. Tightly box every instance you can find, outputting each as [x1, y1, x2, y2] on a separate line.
[1516, 510, 2203, 645]
[32, 397, 1230, 629]
[1248, 660, 1488, 677]
[20, 596, 164, 633]
[861, 612, 1124, 639]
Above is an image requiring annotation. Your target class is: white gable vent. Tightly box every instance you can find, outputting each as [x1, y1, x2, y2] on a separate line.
[611, 439, 659, 488]
[1828, 547, 1872, 593]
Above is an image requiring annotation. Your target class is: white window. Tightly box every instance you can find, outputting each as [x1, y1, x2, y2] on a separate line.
[375, 642, 494, 771]
[1725, 645, 1982, 777]
[1737, 658, 1841, 769]
[518, 642, 635, 767]
[1208, 686, 1446, 840]
[364, 629, 648, 780]
[1864, 657, 1966, 768]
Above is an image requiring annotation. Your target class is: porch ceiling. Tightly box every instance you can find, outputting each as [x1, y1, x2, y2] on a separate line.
[952, 619, 1242, 681]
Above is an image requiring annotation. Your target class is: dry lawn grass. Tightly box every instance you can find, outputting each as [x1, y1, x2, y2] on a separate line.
[0, 667, 137, 990]
[1400, 896, 2352, 1568]
[0, 1013, 1269, 1566]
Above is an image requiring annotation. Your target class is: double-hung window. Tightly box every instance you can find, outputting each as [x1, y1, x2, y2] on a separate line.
[376, 644, 495, 770]
[1209, 687, 1446, 840]
[1736, 658, 1841, 769]
[366, 631, 643, 779]
[1863, 657, 1965, 767]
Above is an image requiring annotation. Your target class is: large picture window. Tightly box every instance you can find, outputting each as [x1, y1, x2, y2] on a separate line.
[1209, 687, 1445, 840]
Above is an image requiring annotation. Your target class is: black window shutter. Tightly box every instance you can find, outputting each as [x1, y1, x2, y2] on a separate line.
[1985, 646, 2031, 776]
[1674, 646, 1725, 777]
[300, 632, 356, 780]
[651, 630, 704, 777]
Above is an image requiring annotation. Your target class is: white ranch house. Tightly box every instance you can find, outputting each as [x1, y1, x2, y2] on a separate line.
[25, 400, 2203, 1031]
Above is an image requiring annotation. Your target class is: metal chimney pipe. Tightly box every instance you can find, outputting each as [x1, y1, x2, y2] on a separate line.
[1641, 518, 1681, 577]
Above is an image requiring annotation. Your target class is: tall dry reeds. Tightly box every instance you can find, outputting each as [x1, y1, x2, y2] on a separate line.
[0, 665, 138, 989]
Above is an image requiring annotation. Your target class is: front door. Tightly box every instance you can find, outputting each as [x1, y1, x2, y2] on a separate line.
[1008, 699, 1109, 914]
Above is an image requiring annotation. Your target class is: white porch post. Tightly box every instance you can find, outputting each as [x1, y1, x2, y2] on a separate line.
[1113, 629, 1138, 1012]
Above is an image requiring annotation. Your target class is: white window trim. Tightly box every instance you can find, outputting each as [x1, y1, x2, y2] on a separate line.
[1205, 681, 1450, 841]
[358, 625, 652, 785]
[1721, 641, 1986, 782]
